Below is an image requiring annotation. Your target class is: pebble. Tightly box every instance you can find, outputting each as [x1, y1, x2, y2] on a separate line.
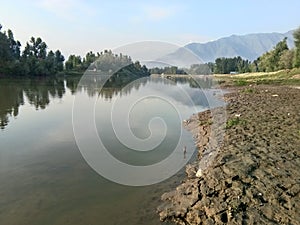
[196, 168, 202, 177]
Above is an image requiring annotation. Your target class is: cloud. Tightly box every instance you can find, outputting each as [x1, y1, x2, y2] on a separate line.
[40, 0, 74, 11]
[144, 6, 176, 21]
[130, 4, 182, 24]
[36, 0, 96, 21]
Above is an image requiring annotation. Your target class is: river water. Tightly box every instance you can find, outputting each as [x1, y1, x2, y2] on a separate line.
[0, 75, 224, 225]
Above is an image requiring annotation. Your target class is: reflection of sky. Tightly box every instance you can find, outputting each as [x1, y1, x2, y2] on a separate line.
[0, 76, 225, 169]
[0, 87, 75, 171]
[91, 77, 225, 166]
[118, 77, 225, 115]
[0, 76, 226, 224]
[147, 80, 224, 108]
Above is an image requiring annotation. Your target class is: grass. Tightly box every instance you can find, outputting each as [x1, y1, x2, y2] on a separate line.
[226, 118, 247, 129]
[234, 79, 248, 86]
[215, 68, 300, 87]
[199, 118, 213, 126]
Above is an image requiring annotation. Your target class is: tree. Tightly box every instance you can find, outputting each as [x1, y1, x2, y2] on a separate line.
[214, 57, 250, 74]
[54, 50, 64, 72]
[251, 59, 259, 72]
[0, 25, 12, 63]
[21, 37, 49, 74]
[188, 64, 212, 75]
[271, 37, 288, 70]
[0, 24, 65, 76]
[82, 51, 97, 70]
[7, 29, 21, 60]
[45, 50, 56, 74]
[65, 55, 82, 71]
[20, 36, 64, 75]
[279, 49, 294, 70]
[29, 37, 47, 59]
[0, 25, 23, 74]
[293, 27, 300, 68]
[256, 38, 288, 72]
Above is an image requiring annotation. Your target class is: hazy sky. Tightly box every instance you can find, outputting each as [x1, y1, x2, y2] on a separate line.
[1, 0, 300, 57]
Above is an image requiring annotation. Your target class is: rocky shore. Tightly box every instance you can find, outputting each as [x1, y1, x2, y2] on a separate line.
[157, 85, 300, 224]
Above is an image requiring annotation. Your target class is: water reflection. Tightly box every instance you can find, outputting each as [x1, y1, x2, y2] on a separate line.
[23, 78, 65, 109]
[0, 79, 24, 129]
[0, 77, 65, 129]
[0, 74, 223, 225]
[0, 75, 218, 129]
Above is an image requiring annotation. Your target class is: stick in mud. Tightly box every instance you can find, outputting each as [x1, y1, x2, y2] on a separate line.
[183, 146, 187, 159]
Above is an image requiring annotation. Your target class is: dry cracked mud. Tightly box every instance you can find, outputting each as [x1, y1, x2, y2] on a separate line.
[158, 85, 300, 225]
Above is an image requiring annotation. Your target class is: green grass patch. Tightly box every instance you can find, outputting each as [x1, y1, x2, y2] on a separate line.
[226, 117, 247, 129]
[233, 79, 248, 86]
[199, 119, 213, 126]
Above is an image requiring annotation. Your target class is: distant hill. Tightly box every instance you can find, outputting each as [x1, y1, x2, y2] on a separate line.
[157, 31, 295, 65]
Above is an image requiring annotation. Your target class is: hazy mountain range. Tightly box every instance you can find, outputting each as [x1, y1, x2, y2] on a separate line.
[156, 30, 295, 66]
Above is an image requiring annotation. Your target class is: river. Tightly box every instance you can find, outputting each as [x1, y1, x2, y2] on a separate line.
[0, 75, 224, 225]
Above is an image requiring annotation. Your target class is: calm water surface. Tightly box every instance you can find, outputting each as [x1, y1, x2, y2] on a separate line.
[0, 75, 224, 225]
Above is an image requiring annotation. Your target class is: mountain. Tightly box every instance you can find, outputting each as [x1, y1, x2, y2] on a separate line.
[157, 31, 295, 65]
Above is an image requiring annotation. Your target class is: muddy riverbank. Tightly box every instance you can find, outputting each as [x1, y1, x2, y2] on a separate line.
[157, 85, 300, 224]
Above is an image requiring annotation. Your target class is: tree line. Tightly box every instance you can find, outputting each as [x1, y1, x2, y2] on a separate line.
[0, 24, 149, 77]
[0, 24, 64, 76]
[149, 66, 187, 75]
[1, 23, 300, 76]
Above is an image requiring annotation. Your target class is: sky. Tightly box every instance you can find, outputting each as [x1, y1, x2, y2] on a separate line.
[1, 0, 300, 57]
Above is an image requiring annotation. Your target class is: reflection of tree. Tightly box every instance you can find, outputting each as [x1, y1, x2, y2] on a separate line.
[70, 61, 150, 99]
[23, 78, 65, 109]
[0, 74, 216, 129]
[65, 76, 81, 94]
[86, 75, 214, 101]
[65, 50, 150, 99]
[164, 76, 215, 89]
[75, 73, 145, 99]
[0, 77, 66, 129]
[98, 77, 148, 100]
[0, 80, 24, 129]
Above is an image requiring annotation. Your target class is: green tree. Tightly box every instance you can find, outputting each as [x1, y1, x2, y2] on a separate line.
[257, 52, 272, 72]
[45, 50, 56, 74]
[0, 25, 13, 71]
[279, 49, 294, 69]
[28, 37, 47, 59]
[214, 58, 224, 74]
[257, 38, 288, 72]
[7, 29, 21, 60]
[54, 50, 64, 72]
[82, 51, 97, 70]
[21, 37, 49, 75]
[293, 27, 300, 68]
[0, 24, 64, 76]
[20, 36, 64, 75]
[0, 25, 22, 74]
[65, 55, 82, 71]
[214, 57, 250, 74]
[272, 37, 288, 70]
[251, 59, 259, 72]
